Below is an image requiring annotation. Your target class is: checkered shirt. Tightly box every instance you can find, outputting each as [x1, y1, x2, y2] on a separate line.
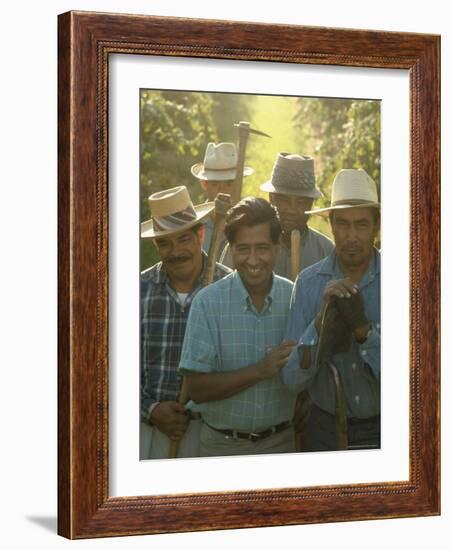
[140, 254, 231, 422]
[179, 271, 296, 432]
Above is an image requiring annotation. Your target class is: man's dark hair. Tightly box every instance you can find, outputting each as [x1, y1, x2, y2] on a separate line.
[224, 196, 282, 245]
[329, 207, 380, 225]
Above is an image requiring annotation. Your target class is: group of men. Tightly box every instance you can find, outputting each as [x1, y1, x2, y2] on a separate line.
[140, 141, 381, 459]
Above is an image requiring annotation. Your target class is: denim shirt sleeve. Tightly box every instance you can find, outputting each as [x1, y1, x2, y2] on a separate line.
[283, 274, 321, 392]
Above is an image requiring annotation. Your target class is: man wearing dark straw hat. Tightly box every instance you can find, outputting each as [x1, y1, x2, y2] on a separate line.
[260, 152, 333, 280]
[191, 142, 253, 254]
[140, 186, 231, 459]
[283, 169, 381, 452]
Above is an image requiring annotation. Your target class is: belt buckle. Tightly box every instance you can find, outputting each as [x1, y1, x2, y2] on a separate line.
[248, 432, 261, 442]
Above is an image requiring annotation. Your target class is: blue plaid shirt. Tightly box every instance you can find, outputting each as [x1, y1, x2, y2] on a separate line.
[179, 271, 296, 432]
[140, 254, 231, 422]
[283, 249, 381, 419]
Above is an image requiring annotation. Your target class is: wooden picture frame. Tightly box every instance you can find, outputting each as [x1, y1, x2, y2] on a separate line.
[58, 10, 440, 539]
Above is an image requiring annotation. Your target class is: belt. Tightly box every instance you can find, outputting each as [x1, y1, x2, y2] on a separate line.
[348, 414, 380, 426]
[312, 404, 379, 425]
[204, 421, 291, 442]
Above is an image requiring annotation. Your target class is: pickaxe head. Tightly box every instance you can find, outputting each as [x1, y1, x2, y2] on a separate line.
[234, 121, 272, 139]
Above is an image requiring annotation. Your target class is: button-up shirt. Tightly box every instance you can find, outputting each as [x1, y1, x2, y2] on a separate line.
[179, 271, 296, 432]
[275, 227, 334, 280]
[283, 249, 380, 419]
[219, 226, 333, 280]
[140, 254, 231, 422]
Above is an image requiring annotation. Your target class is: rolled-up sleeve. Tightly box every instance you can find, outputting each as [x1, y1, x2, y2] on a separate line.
[179, 293, 218, 374]
[283, 274, 320, 392]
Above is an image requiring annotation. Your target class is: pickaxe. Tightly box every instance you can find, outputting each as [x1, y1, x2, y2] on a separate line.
[232, 121, 271, 205]
[314, 302, 350, 450]
[167, 193, 232, 458]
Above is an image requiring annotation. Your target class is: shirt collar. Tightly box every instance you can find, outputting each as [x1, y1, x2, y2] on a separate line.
[232, 270, 275, 313]
[319, 248, 380, 285]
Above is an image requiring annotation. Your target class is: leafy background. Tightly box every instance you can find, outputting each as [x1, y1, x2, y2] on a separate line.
[140, 90, 380, 270]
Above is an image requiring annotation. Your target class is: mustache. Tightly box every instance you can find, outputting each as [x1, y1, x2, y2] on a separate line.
[164, 255, 191, 264]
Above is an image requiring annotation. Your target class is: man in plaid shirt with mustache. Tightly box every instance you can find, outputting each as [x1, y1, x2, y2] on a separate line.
[140, 186, 230, 459]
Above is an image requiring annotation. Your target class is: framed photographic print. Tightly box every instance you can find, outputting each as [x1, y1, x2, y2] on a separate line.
[58, 11, 440, 538]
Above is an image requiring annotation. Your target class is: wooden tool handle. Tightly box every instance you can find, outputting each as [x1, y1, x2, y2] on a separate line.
[167, 379, 189, 459]
[290, 229, 301, 281]
[201, 193, 231, 286]
[232, 121, 250, 205]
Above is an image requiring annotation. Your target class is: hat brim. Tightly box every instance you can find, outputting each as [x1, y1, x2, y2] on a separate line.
[191, 163, 253, 180]
[260, 180, 323, 199]
[305, 202, 380, 217]
[141, 202, 215, 239]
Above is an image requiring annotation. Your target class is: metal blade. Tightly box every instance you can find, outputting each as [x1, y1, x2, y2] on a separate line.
[233, 121, 272, 139]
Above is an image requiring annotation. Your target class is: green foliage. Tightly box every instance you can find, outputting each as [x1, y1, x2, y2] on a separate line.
[140, 91, 381, 269]
[293, 98, 381, 210]
[140, 89, 252, 270]
[211, 93, 254, 142]
[241, 95, 305, 199]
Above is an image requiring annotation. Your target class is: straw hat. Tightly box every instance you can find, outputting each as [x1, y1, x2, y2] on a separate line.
[305, 169, 379, 217]
[260, 153, 322, 198]
[191, 142, 253, 181]
[141, 186, 214, 238]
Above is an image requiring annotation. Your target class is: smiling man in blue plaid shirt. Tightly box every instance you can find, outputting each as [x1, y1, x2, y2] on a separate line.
[179, 197, 297, 457]
[140, 186, 230, 460]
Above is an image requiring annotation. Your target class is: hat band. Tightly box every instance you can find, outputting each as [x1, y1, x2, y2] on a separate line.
[152, 204, 198, 232]
[203, 165, 236, 172]
[332, 198, 378, 206]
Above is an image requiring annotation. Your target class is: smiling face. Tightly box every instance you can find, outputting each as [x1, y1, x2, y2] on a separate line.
[154, 225, 204, 291]
[330, 207, 379, 271]
[200, 179, 236, 202]
[269, 193, 313, 233]
[230, 223, 278, 296]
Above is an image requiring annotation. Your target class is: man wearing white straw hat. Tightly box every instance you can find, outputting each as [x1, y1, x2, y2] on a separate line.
[283, 168, 381, 452]
[140, 186, 231, 459]
[192, 142, 253, 254]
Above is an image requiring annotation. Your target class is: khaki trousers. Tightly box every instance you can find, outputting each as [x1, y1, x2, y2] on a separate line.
[199, 423, 295, 457]
[140, 419, 202, 459]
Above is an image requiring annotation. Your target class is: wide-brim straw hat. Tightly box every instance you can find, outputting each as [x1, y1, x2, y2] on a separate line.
[141, 186, 214, 238]
[260, 153, 323, 199]
[191, 142, 253, 181]
[305, 168, 380, 217]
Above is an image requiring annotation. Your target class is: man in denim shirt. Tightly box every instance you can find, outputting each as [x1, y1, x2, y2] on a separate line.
[283, 169, 381, 451]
